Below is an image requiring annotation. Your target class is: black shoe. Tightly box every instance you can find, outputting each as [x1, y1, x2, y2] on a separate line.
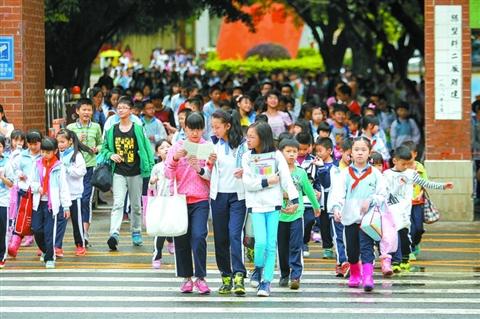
[107, 235, 118, 251]
[279, 276, 289, 287]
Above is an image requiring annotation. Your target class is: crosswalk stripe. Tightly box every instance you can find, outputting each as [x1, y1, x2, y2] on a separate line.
[2, 276, 479, 285]
[1, 296, 480, 304]
[1, 285, 479, 294]
[1, 307, 479, 314]
[2, 269, 476, 277]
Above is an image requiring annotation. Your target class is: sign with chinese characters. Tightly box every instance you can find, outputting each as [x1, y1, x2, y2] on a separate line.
[434, 6, 462, 120]
[0, 36, 14, 80]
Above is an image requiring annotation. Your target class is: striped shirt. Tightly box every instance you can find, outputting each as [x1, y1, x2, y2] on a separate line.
[66, 121, 103, 168]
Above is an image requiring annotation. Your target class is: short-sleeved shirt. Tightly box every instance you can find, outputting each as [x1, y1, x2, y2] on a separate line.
[113, 124, 140, 176]
[264, 111, 292, 139]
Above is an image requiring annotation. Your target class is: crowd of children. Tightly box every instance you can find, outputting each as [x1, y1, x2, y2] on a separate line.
[0, 75, 451, 298]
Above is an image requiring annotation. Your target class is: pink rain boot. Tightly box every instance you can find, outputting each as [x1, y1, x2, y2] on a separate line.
[381, 257, 393, 277]
[362, 263, 375, 292]
[8, 234, 22, 258]
[348, 262, 362, 288]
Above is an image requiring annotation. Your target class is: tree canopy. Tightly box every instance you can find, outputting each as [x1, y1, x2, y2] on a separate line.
[45, 0, 252, 88]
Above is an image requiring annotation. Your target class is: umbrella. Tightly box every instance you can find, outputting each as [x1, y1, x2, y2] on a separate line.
[99, 49, 122, 58]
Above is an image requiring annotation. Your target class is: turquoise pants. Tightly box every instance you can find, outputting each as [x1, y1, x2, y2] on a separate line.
[251, 210, 280, 283]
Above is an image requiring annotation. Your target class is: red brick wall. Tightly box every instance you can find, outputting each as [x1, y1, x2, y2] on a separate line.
[424, 0, 471, 160]
[0, 0, 45, 133]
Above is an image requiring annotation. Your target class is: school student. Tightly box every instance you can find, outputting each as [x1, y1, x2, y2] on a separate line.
[31, 137, 72, 269]
[278, 138, 321, 289]
[242, 121, 299, 297]
[67, 98, 103, 246]
[0, 136, 14, 268]
[384, 146, 453, 273]
[8, 130, 43, 257]
[209, 110, 249, 296]
[328, 136, 388, 292]
[56, 129, 91, 257]
[149, 139, 175, 270]
[164, 112, 212, 294]
[99, 97, 155, 250]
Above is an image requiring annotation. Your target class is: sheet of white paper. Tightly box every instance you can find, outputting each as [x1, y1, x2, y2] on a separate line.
[183, 140, 214, 160]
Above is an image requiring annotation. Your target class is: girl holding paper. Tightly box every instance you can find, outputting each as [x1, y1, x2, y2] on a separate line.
[208, 110, 249, 296]
[327, 136, 387, 292]
[164, 112, 212, 295]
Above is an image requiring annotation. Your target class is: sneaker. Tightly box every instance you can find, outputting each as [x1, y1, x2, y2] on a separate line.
[413, 245, 421, 256]
[152, 259, 161, 269]
[180, 278, 194, 293]
[312, 232, 321, 243]
[55, 248, 64, 258]
[194, 278, 211, 295]
[290, 279, 300, 290]
[392, 262, 401, 273]
[218, 275, 232, 294]
[257, 281, 271, 297]
[131, 232, 143, 246]
[122, 213, 130, 224]
[85, 232, 91, 248]
[75, 246, 86, 257]
[409, 252, 417, 261]
[278, 276, 289, 287]
[400, 262, 411, 272]
[167, 242, 175, 255]
[39, 253, 45, 262]
[340, 262, 350, 277]
[107, 235, 119, 251]
[246, 247, 254, 262]
[303, 244, 310, 257]
[250, 267, 262, 288]
[21, 235, 34, 247]
[0, 261, 5, 268]
[323, 248, 334, 259]
[381, 258, 393, 277]
[233, 273, 246, 296]
[45, 260, 55, 269]
[335, 264, 343, 277]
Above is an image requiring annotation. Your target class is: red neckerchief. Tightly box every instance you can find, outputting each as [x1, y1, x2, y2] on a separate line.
[371, 139, 377, 148]
[348, 166, 373, 190]
[41, 157, 57, 195]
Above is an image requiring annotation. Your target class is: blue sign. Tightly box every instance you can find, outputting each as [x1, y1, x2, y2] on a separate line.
[0, 36, 14, 80]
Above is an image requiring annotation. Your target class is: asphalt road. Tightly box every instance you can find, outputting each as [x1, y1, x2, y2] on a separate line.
[1, 203, 479, 319]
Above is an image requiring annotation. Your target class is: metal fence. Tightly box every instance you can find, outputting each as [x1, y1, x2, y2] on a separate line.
[44, 88, 68, 132]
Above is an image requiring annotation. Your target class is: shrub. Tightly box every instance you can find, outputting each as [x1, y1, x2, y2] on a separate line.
[245, 43, 291, 60]
[205, 55, 325, 75]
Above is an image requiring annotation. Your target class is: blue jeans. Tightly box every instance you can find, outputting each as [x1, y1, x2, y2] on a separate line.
[251, 210, 280, 283]
[211, 193, 247, 276]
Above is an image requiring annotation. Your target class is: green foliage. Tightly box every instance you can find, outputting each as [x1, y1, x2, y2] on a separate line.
[296, 47, 318, 58]
[205, 55, 325, 74]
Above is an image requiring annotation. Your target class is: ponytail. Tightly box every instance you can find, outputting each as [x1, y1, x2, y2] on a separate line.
[57, 129, 94, 163]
